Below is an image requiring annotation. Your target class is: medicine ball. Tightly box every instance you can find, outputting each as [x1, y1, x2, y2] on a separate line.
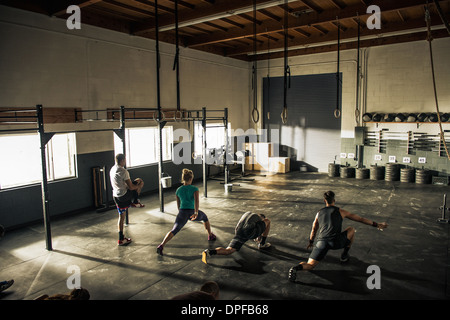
[394, 113, 406, 122]
[362, 113, 372, 122]
[441, 113, 450, 122]
[384, 113, 394, 122]
[428, 113, 438, 122]
[406, 113, 417, 122]
[417, 113, 428, 122]
[372, 113, 382, 122]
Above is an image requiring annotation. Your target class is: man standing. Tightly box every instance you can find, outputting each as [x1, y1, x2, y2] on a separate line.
[288, 191, 388, 281]
[202, 211, 271, 264]
[110, 153, 145, 246]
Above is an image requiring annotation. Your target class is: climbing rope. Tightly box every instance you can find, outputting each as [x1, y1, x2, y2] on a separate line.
[334, 17, 342, 119]
[251, 0, 260, 124]
[425, 3, 450, 160]
[281, 0, 289, 125]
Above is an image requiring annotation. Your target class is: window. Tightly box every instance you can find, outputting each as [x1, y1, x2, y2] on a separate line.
[46, 133, 77, 180]
[114, 126, 173, 168]
[194, 121, 231, 156]
[0, 132, 77, 189]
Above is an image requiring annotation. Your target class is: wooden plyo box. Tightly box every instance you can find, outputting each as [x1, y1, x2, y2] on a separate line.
[268, 157, 290, 173]
[244, 142, 274, 171]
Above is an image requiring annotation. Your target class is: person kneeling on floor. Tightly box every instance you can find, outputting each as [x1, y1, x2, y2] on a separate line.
[201, 211, 271, 264]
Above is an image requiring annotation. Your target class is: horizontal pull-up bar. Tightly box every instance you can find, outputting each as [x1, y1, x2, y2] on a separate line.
[0, 109, 37, 114]
[47, 128, 120, 135]
[0, 127, 38, 134]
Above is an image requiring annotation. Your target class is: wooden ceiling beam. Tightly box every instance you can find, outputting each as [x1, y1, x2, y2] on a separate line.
[102, 0, 154, 17]
[245, 28, 449, 61]
[166, 0, 196, 10]
[259, 8, 282, 22]
[226, 14, 446, 57]
[221, 18, 245, 29]
[300, 0, 323, 13]
[184, 0, 434, 48]
[52, 0, 103, 16]
[132, 0, 296, 35]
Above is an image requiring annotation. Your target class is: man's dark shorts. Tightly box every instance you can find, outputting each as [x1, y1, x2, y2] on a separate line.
[309, 230, 351, 261]
[228, 220, 266, 251]
[114, 189, 138, 214]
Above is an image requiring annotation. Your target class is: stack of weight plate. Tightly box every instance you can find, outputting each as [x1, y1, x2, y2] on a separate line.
[385, 163, 400, 181]
[356, 168, 369, 179]
[340, 166, 355, 178]
[400, 168, 415, 183]
[415, 169, 431, 184]
[328, 163, 340, 177]
[370, 165, 385, 180]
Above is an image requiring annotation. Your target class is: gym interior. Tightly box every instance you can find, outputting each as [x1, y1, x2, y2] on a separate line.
[0, 0, 449, 306]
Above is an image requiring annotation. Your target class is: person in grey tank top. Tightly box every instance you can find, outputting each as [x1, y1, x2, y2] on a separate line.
[288, 191, 388, 282]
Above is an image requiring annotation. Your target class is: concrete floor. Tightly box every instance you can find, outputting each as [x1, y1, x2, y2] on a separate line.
[0, 171, 449, 301]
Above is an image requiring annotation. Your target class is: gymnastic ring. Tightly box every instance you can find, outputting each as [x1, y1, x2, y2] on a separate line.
[281, 108, 288, 124]
[175, 110, 183, 122]
[334, 108, 341, 119]
[153, 111, 166, 122]
[251, 108, 260, 123]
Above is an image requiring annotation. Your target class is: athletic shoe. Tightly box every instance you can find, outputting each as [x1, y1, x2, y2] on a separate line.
[201, 249, 210, 264]
[156, 244, 164, 256]
[258, 242, 271, 250]
[0, 280, 14, 293]
[288, 267, 297, 282]
[340, 252, 350, 263]
[118, 237, 132, 246]
[208, 233, 217, 241]
[131, 202, 145, 208]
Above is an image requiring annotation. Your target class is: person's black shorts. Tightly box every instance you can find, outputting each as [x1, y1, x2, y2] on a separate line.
[114, 189, 138, 214]
[309, 231, 351, 261]
[228, 220, 266, 251]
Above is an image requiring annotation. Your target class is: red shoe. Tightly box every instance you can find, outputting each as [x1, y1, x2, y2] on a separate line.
[131, 202, 145, 208]
[118, 237, 132, 246]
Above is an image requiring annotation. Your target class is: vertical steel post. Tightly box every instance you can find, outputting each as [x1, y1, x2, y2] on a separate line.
[224, 108, 229, 186]
[37, 105, 52, 251]
[155, 0, 164, 212]
[158, 121, 164, 212]
[174, 0, 180, 112]
[202, 107, 207, 198]
[119, 106, 129, 224]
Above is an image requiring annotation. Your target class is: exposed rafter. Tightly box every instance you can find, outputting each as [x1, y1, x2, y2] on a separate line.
[0, 0, 448, 62]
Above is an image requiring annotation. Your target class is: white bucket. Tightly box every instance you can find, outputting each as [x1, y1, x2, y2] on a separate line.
[224, 184, 233, 193]
[161, 176, 172, 188]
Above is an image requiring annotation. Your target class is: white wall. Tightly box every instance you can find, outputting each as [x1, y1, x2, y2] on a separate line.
[0, 5, 251, 154]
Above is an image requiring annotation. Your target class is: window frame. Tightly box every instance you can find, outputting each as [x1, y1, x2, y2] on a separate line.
[114, 125, 174, 169]
[0, 132, 77, 190]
